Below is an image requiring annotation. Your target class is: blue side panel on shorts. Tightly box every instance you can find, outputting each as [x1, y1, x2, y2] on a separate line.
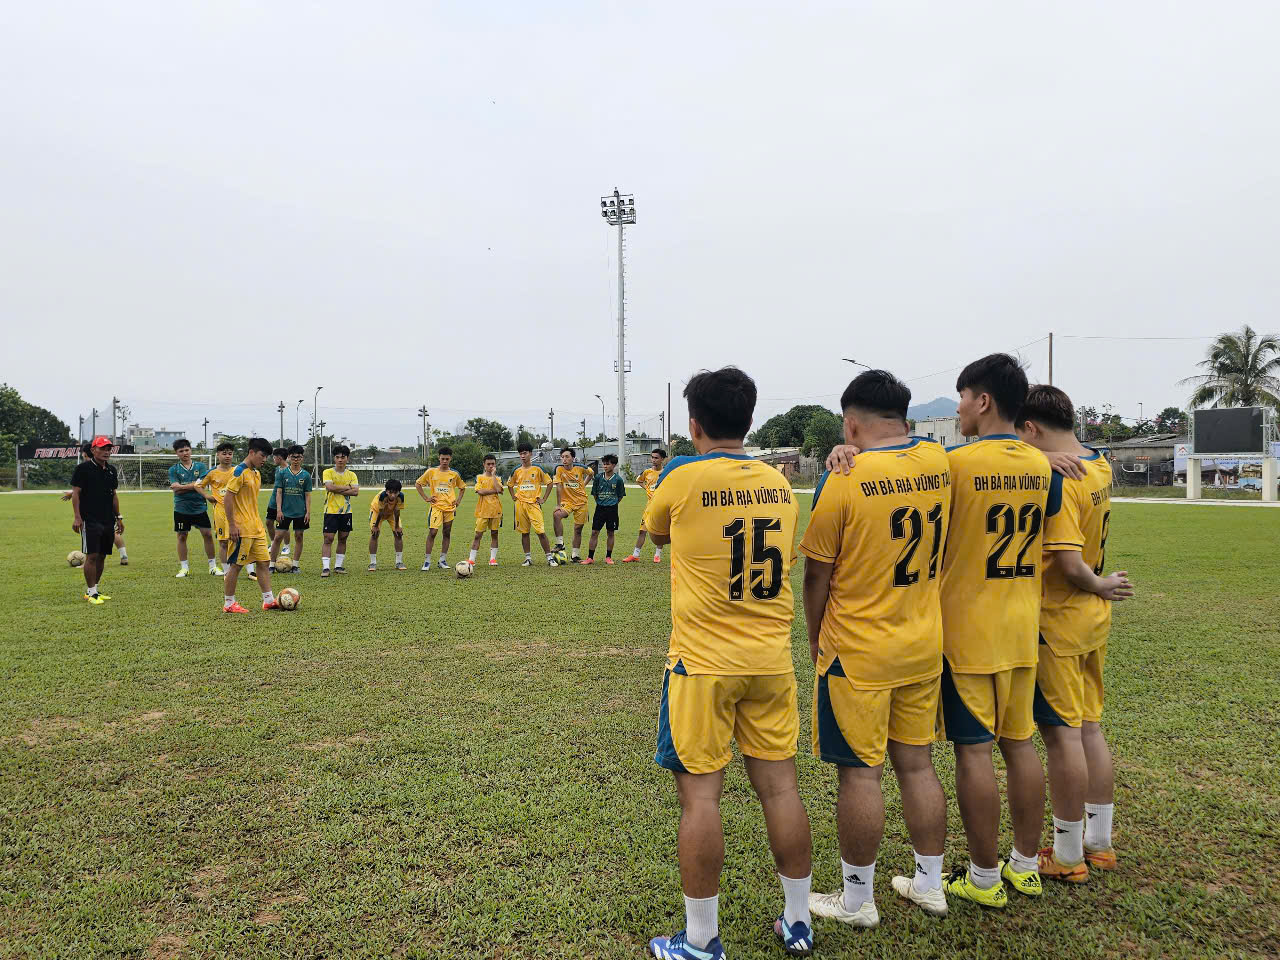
[654, 668, 688, 773]
[1032, 680, 1068, 728]
[939, 658, 995, 744]
[815, 658, 868, 768]
[228, 537, 243, 566]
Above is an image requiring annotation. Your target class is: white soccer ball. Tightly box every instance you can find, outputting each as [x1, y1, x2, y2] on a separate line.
[67, 550, 86, 567]
[278, 587, 301, 610]
[454, 561, 473, 578]
[275, 556, 295, 573]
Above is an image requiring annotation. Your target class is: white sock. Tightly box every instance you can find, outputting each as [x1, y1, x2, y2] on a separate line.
[469, 549, 478, 563]
[335, 553, 344, 567]
[322, 557, 330, 570]
[223, 595, 235, 607]
[281, 544, 290, 555]
[654, 548, 662, 560]
[247, 563, 255, 575]
[632, 546, 641, 557]
[208, 557, 217, 569]
[525, 552, 532, 561]
[439, 554, 447, 566]
[395, 551, 403, 564]
[119, 549, 128, 560]
[180, 559, 189, 570]
[1053, 816, 1084, 864]
[841, 859, 874, 912]
[1008, 848, 1038, 875]
[490, 548, 498, 560]
[683, 894, 718, 950]
[262, 590, 274, 604]
[87, 585, 99, 597]
[369, 554, 377, 566]
[555, 537, 563, 547]
[779, 873, 811, 927]
[1085, 802, 1114, 850]
[969, 861, 1001, 889]
[913, 851, 943, 892]
[572, 547, 580, 558]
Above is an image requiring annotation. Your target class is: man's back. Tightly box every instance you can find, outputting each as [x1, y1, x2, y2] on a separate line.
[1041, 452, 1113, 657]
[645, 454, 799, 676]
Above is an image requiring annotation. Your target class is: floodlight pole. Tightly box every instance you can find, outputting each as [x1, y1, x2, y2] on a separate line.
[78, 415, 85, 445]
[202, 418, 209, 451]
[277, 401, 285, 446]
[601, 188, 636, 469]
[313, 386, 324, 474]
[111, 396, 120, 443]
[594, 394, 606, 441]
[91, 408, 98, 438]
[296, 400, 304, 445]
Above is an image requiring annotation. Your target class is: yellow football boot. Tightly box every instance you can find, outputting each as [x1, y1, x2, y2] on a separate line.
[942, 870, 1007, 908]
[1000, 860, 1043, 897]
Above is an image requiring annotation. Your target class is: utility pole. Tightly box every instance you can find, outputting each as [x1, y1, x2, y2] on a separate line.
[659, 411, 665, 445]
[296, 400, 304, 446]
[418, 406, 429, 464]
[579, 418, 587, 446]
[549, 408, 555, 444]
[1048, 332, 1054, 386]
[202, 418, 210, 451]
[313, 386, 324, 476]
[91, 407, 98, 438]
[277, 401, 285, 446]
[78, 415, 85, 445]
[111, 396, 120, 442]
[318, 421, 327, 464]
[667, 381, 671, 447]
[601, 188, 636, 467]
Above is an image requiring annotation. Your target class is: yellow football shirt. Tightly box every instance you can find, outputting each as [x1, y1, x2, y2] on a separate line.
[1040, 452, 1113, 657]
[322, 468, 359, 514]
[369, 490, 404, 522]
[200, 466, 234, 515]
[644, 453, 799, 676]
[638, 467, 662, 500]
[940, 435, 1056, 674]
[508, 466, 553, 504]
[799, 439, 952, 690]
[416, 467, 465, 513]
[474, 474, 504, 519]
[555, 464, 594, 509]
[223, 463, 264, 539]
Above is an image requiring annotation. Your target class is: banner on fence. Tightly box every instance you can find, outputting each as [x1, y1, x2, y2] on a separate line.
[18, 442, 135, 459]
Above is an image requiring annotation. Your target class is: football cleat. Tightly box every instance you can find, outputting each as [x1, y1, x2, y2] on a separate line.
[97, 593, 111, 601]
[120, 557, 129, 566]
[942, 869, 1007, 908]
[622, 555, 639, 563]
[320, 568, 330, 578]
[648, 930, 724, 960]
[488, 558, 498, 566]
[210, 566, 224, 575]
[808, 891, 879, 928]
[521, 558, 533, 567]
[774, 914, 815, 956]
[1000, 860, 1043, 896]
[547, 556, 559, 566]
[334, 566, 346, 574]
[395, 562, 408, 571]
[1037, 849, 1089, 884]
[263, 599, 282, 611]
[368, 563, 377, 572]
[248, 569, 258, 580]
[581, 557, 595, 565]
[223, 602, 250, 614]
[84, 594, 105, 605]
[890, 875, 948, 916]
[654, 554, 663, 563]
[1085, 847, 1118, 871]
[421, 559, 432, 571]
[175, 568, 189, 578]
[604, 557, 615, 565]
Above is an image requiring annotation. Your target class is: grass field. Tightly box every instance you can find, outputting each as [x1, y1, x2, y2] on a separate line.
[3, 489, 1278, 959]
[1111, 485, 1263, 501]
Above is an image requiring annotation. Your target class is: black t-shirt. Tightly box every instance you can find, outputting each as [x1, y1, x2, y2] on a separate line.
[72, 459, 119, 525]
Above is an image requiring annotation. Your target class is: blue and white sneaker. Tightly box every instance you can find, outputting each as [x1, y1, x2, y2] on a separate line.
[649, 930, 725, 960]
[773, 915, 814, 956]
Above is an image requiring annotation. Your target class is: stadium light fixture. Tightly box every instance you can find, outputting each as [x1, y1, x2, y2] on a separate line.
[599, 188, 635, 467]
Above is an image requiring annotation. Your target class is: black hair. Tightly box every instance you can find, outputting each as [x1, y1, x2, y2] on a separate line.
[272, 447, 289, 459]
[602, 453, 618, 465]
[172, 439, 191, 452]
[81, 442, 92, 456]
[517, 442, 533, 453]
[438, 446, 453, 457]
[956, 353, 1028, 422]
[287, 444, 305, 456]
[385, 478, 403, 492]
[561, 447, 575, 457]
[332, 444, 351, 457]
[840, 369, 911, 421]
[1018, 385, 1075, 433]
[483, 453, 497, 463]
[248, 437, 273, 455]
[652, 448, 667, 458]
[216, 441, 235, 453]
[684, 366, 756, 441]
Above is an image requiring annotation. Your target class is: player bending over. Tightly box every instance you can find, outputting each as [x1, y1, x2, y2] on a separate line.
[270, 445, 311, 571]
[645, 367, 814, 960]
[468, 454, 504, 567]
[507, 444, 558, 567]
[581, 454, 625, 564]
[1016, 385, 1132, 882]
[552, 447, 594, 562]
[368, 478, 407, 571]
[169, 438, 219, 578]
[320, 445, 359, 577]
[221, 438, 281, 613]
[625, 447, 667, 563]
[70, 436, 123, 604]
[416, 446, 466, 571]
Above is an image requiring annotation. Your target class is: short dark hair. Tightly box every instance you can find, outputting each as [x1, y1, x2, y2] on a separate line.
[483, 453, 496, 463]
[287, 444, 305, 456]
[841, 369, 911, 422]
[172, 439, 191, 452]
[602, 453, 619, 465]
[684, 366, 756, 441]
[438, 446, 453, 457]
[81, 442, 92, 456]
[248, 437, 272, 454]
[272, 447, 289, 459]
[652, 448, 667, 458]
[216, 441, 235, 453]
[1018, 384, 1075, 432]
[385, 478, 402, 492]
[956, 353, 1028, 422]
[332, 444, 351, 457]
[561, 447, 575, 457]
[517, 442, 533, 453]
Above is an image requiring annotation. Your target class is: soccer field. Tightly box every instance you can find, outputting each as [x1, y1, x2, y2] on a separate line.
[2, 492, 1278, 959]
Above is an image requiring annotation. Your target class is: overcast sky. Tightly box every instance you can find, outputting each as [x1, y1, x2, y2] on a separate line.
[3, 2, 1277, 446]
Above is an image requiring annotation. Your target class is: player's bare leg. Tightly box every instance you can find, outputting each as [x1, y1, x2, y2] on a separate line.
[583, 528, 601, 563]
[321, 531, 335, 576]
[627, 526, 648, 561]
[437, 520, 453, 567]
[489, 530, 499, 562]
[884, 740, 947, 916]
[424, 527, 438, 567]
[552, 507, 568, 541]
[292, 530, 304, 565]
[1081, 720, 1117, 867]
[744, 756, 813, 881]
[335, 532, 349, 572]
[999, 736, 1046, 869]
[270, 531, 286, 565]
[674, 769, 727, 898]
[953, 741, 1000, 869]
[83, 552, 104, 595]
[537, 532, 556, 563]
[368, 528, 380, 570]
[1039, 724, 1088, 876]
[176, 530, 188, 564]
[198, 527, 215, 560]
[572, 522, 585, 555]
[392, 527, 404, 568]
[113, 532, 128, 564]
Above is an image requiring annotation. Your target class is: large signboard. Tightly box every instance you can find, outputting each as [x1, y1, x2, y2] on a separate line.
[18, 442, 134, 459]
[1192, 407, 1267, 454]
[1175, 441, 1280, 491]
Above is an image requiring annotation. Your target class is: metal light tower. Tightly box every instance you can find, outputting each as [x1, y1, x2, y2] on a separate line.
[601, 189, 635, 467]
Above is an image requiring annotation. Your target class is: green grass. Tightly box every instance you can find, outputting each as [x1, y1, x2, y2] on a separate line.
[1112, 484, 1263, 501]
[2, 491, 1278, 959]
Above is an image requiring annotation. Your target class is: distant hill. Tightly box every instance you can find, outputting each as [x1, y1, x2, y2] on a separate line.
[908, 396, 958, 420]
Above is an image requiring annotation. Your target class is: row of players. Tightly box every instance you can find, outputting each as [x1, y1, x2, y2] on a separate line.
[638, 359, 1132, 959]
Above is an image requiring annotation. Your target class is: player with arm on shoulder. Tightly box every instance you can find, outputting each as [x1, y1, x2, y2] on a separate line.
[367, 478, 406, 571]
[625, 448, 667, 563]
[644, 367, 813, 960]
[198, 441, 237, 572]
[168, 438, 218, 578]
[221, 438, 281, 613]
[320, 444, 359, 576]
[1016, 385, 1132, 881]
[506, 443, 559, 567]
[552, 447, 594, 562]
[468, 454, 505, 567]
[582, 454, 625, 564]
[415, 446, 466, 571]
[270, 445, 311, 571]
[800, 371, 952, 927]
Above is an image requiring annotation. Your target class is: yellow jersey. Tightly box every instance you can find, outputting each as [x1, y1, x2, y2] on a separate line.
[223, 463, 265, 539]
[473, 474, 505, 519]
[940, 435, 1056, 674]
[644, 453, 799, 676]
[1040, 452, 1113, 657]
[638, 467, 662, 500]
[199, 466, 234, 515]
[508, 465, 553, 504]
[798, 439, 952, 690]
[369, 490, 404, 522]
[555, 464, 594, 509]
[417, 467, 465, 512]
[322, 468, 359, 514]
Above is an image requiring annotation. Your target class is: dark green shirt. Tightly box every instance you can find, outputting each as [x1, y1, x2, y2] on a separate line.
[592, 472, 626, 506]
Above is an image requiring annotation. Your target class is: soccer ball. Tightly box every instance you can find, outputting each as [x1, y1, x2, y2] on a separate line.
[275, 556, 295, 573]
[555, 549, 567, 565]
[67, 550, 86, 567]
[278, 587, 301, 610]
[454, 561, 473, 578]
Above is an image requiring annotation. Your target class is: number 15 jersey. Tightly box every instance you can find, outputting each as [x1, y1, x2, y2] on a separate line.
[941, 435, 1057, 674]
[644, 453, 799, 677]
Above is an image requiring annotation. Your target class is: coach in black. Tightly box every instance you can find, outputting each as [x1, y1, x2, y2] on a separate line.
[71, 436, 123, 604]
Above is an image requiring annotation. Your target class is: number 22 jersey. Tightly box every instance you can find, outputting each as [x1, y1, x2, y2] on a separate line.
[644, 453, 799, 676]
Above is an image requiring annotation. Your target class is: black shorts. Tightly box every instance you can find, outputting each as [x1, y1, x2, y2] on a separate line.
[277, 515, 309, 531]
[322, 514, 354, 534]
[592, 505, 620, 531]
[174, 510, 211, 532]
[82, 520, 114, 557]
[265, 505, 278, 522]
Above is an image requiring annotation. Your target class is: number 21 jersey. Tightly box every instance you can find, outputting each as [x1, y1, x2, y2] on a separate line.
[644, 454, 799, 676]
[940, 435, 1057, 674]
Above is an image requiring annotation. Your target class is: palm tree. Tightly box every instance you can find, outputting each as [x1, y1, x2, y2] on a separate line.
[1181, 325, 1280, 410]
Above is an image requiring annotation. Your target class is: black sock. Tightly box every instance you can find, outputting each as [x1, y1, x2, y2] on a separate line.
[606, 548, 612, 558]
[588, 548, 596, 559]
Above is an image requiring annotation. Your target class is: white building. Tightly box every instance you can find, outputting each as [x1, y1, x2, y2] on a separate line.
[915, 416, 970, 448]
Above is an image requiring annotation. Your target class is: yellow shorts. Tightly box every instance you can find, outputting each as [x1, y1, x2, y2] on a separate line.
[428, 507, 456, 530]
[213, 507, 229, 543]
[514, 501, 545, 535]
[1034, 642, 1105, 728]
[557, 502, 588, 526]
[814, 661, 939, 767]
[474, 516, 501, 533]
[227, 536, 271, 566]
[370, 514, 401, 533]
[940, 660, 1036, 743]
[655, 663, 798, 774]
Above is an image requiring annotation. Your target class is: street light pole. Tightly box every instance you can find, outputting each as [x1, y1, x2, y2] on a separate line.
[111, 396, 120, 442]
[418, 406, 429, 463]
[601, 189, 636, 468]
[594, 394, 606, 441]
[296, 400, 304, 445]
[202, 418, 210, 451]
[313, 386, 324, 475]
[277, 401, 285, 446]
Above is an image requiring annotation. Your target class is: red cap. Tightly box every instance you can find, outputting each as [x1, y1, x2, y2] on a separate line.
[90, 436, 113, 449]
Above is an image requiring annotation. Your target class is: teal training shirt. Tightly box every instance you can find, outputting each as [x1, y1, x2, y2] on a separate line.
[592, 472, 626, 506]
[168, 460, 209, 515]
[274, 467, 313, 518]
